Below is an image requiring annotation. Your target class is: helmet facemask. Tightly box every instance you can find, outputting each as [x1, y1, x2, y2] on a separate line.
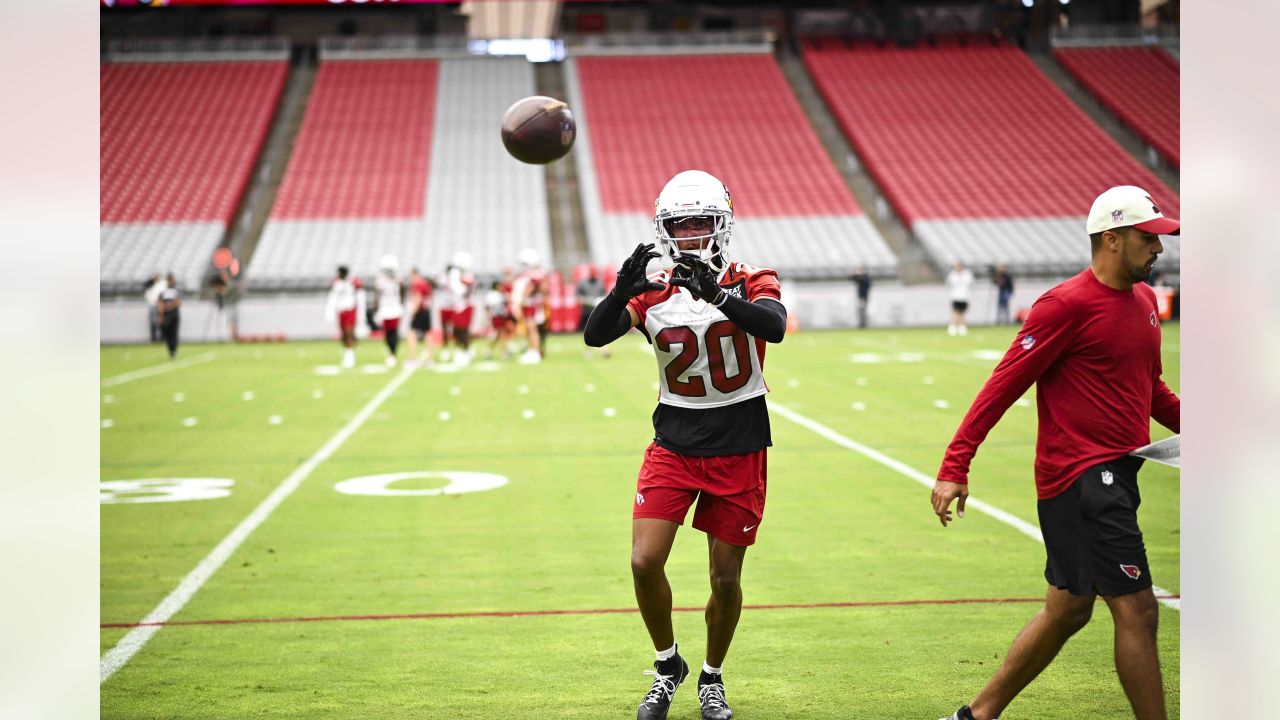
[653, 170, 735, 275]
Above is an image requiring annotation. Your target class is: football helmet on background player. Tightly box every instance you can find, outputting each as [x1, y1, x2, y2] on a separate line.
[450, 251, 473, 272]
[518, 248, 541, 270]
[653, 170, 734, 274]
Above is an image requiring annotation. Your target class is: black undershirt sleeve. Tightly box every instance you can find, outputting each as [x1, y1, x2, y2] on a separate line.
[718, 296, 786, 343]
[583, 292, 633, 347]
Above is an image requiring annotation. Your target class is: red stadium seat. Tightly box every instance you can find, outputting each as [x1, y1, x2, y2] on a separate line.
[801, 44, 1179, 223]
[273, 60, 439, 219]
[100, 62, 287, 223]
[1054, 47, 1179, 167]
[574, 55, 863, 218]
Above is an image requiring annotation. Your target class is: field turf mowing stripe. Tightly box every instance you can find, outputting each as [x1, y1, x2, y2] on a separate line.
[101, 351, 218, 387]
[99, 363, 416, 684]
[100, 594, 1181, 629]
[768, 399, 1182, 611]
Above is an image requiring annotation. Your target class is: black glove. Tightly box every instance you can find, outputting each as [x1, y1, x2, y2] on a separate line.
[611, 243, 665, 300]
[668, 256, 727, 305]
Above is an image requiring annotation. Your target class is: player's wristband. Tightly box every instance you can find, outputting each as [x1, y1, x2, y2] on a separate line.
[709, 289, 728, 307]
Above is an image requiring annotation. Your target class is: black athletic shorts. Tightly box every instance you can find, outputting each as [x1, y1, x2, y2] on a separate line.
[411, 309, 431, 334]
[951, 300, 969, 312]
[1038, 455, 1152, 597]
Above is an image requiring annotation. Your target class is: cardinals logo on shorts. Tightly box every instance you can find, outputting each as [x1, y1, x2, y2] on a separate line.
[1119, 564, 1142, 580]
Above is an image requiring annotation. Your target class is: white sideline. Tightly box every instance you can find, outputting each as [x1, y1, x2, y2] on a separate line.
[100, 364, 417, 683]
[767, 401, 1180, 612]
[101, 352, 217, 387]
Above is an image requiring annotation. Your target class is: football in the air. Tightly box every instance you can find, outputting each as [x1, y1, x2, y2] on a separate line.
[501, 95, 576, 164]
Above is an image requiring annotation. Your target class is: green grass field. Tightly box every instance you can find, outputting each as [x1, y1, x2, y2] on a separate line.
[100, 324, 1180, 719]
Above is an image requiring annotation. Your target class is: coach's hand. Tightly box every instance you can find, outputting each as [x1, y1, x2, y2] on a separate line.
[669, 256, 726, 305]
[931, 480, 968, 527]
[612, 243, 664, 301]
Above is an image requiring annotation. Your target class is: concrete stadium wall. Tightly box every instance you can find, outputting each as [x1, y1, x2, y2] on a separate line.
[100, 279, 1063, 344]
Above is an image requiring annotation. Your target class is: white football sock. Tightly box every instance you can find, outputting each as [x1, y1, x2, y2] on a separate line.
[702, 662, 722, 676]
[655, 644, 678, 662]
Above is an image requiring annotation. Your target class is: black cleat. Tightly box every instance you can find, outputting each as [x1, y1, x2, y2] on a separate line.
[636, 652, 689, 720]
[939, 706, 992, 720]
[697, 671, 733, 720]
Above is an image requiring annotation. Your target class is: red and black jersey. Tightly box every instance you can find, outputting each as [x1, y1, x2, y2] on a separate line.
[938, 268, 1180, 499]
[628, 262, 783, 456]
[410, 276, 432, 313]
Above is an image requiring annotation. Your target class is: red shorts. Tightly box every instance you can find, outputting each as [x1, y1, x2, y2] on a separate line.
[338, 309, 356, 331]
[381, 317, 399, 332]
[452, 307, 474, 330]
[633, 443, 767, 547]
[522, 305, 539, 319]
[440, 308, 455, 327]
[491, 315, 513, 331]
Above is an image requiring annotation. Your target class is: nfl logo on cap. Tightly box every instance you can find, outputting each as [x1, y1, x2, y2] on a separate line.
[1087, 186, 1180, 236]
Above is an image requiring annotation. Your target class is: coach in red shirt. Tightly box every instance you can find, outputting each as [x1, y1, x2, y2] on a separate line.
[933, 185, 1181, 720]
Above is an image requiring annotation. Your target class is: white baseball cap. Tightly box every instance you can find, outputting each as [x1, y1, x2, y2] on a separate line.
[1086, 185, 1180, 235]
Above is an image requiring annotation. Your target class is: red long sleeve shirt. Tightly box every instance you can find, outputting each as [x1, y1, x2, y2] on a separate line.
[938, 269, 1180, 500]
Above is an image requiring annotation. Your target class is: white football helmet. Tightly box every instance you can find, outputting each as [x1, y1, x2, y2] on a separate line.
[518, 248, 541, 269]
[450, 251, 473, 272]
[653, 170, 734, 273]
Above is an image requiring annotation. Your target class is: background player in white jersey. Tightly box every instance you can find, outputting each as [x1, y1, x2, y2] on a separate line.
[584, 170, 787, 720]
[511, 248, 549, 363]
[324, 265, 365, 368]
[443, 252, 477, 366]
[373, 254, 405, 367]
[483, 279, 515, 360]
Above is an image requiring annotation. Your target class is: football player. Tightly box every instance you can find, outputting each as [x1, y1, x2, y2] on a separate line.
[584, 170, 787, 720]
[324, 265, 364, 369]
[511, 248, 549, 363]
[373, 255, 405, 367]
[405, 268, 435, 368]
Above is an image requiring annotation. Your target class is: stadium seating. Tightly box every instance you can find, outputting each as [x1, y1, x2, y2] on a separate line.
[100, 61, 287, 292]
[1054, 47, 1179, 167]
[249, 57, 551, 289]
[802, 43, 1180, 275]
[565, 53, 897, 279]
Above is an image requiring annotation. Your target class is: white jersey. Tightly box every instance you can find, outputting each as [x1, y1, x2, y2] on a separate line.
[443, 268, 474, 312]
[629, 263, 781, 410]
[327, 277, 359, 313]
[946, 268, 974, 301]
[374, 272, 404, 322]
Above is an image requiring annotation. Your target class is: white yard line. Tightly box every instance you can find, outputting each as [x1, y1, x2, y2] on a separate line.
[101, 352, 217, 387]
[767, 400, 1180, 611]
[100, 364, 417, 683]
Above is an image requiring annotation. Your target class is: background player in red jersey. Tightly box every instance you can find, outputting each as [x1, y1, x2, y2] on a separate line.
[932, 185, 1181, 720]
[405, 267, 435, 368]
[585, 170, 787, 720]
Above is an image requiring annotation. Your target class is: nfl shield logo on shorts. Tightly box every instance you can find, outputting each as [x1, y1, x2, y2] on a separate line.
[1101, 470, 1114, 486]
[635, 492, 645, 506]
[1119, 563, 1142, 579]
